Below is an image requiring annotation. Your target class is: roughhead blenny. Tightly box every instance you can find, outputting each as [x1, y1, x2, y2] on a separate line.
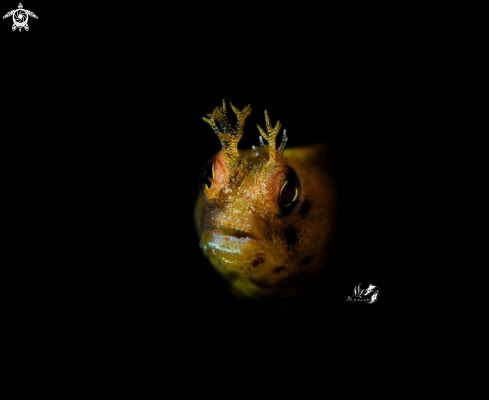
[194, 100, 337, 300]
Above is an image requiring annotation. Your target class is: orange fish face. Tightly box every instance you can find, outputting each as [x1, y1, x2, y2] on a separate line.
[195, 101, 336, 299]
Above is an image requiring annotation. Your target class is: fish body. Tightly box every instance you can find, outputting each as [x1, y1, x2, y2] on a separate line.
[194, 101, 337, 300]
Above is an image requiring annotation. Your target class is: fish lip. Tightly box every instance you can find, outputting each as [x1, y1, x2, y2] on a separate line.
[214, 226, 260, 241]
[203, 213, 267, 242]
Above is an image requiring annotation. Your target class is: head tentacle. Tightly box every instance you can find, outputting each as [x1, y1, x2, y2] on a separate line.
[202, 99, 251, 157]
[252, 110, 288, 160]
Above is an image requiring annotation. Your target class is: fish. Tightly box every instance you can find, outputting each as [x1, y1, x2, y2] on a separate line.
[194, 100, 337, 300]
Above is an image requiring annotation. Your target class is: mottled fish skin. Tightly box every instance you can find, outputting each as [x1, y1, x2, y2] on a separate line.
[195, 100, 337, 300]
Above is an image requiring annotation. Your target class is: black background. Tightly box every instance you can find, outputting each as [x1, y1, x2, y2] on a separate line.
[2, 3, 434, 352]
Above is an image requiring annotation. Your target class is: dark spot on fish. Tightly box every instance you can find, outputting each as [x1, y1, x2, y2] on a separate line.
[300, 199, 311, 218]
[273, 266, 286, 273]
[250, 278, 272, 288]
[252, 256, 265, 267]
[284, 226, 298, 245]
[300, 256, 313, 267]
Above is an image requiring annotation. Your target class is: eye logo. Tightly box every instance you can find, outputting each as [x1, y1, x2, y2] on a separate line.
[3, 3, 37, 32]
[347, 283, 379, 304]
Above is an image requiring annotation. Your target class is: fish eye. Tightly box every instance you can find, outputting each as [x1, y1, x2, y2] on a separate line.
[199, 162, 214, 197]
[279, 169, 300, 210]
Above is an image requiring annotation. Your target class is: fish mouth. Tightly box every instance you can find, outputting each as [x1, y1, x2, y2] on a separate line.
[200, 227, 269, 274]
[202, 212, 267, 243]
[218, 226, 259, 241]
